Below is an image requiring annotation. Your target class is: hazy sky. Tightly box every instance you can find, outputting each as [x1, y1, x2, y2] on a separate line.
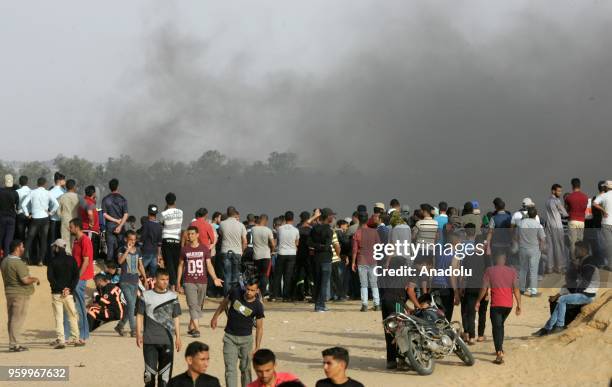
[2, 1, 611, 211]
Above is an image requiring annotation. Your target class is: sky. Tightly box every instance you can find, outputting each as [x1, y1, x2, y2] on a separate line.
[1, 0, 611, 213]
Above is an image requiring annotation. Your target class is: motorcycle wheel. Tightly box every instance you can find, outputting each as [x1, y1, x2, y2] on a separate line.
[454, 338, 475, 366]
[404, 332, 435, 375]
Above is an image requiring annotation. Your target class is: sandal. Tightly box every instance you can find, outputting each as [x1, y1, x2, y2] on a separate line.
[191, 330, 201, 338]
[493, 356, 504, 365]
[9, 346, 29, 352]
[49, 338, 62, 346]
[477, 335, 486, 342]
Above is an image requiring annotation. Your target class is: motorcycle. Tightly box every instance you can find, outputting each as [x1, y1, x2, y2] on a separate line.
[383, 299, 475, 375]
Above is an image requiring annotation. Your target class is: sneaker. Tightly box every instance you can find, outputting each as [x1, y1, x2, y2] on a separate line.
[114, 325, 125, 337]
[360, 305, 368, 312]
[550, 326, 566, 334]
[532, 328, 550, 337]
[373, 305, 380, 312]
[53, 342, 66, 350]
[191, 330, 201, 338]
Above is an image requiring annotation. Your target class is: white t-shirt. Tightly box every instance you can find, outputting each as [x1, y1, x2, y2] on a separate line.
[251, 226, 274, 260]
[594, 192, 612, 226]
[161, 208, 183, 240]
[511, 210, 540, 226]
[277, 224, 300, 255]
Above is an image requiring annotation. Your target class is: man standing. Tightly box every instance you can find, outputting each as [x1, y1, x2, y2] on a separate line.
[251, 215, 275, 297]
[68, 218, 94, 344]
[248, 349, 300, 387]
[168, 341, 221, 387]
[351, 212, 381, 312]
[80, 185, 100, 262]
[592, 181, 612, 269]
[136, 268, 182, 387]
[565, 178, 589, 261]
[0, 174, 19, 256]
[1, 240, 40, 352]
[102, 178, 129, 263]
[161, 192, 183, 290]
[486, 198, 513, 258]
[47, 239, 80, 349]
[434, 201, 449, 244]
[48, 172, 66, 260]
[316, 347, 364, 387]
[516, 207, 546, 296]
[15, 176, 31, 242]
[190, 208, 216, 251]
[211, 278, 264, 387]
[115, 230, 147, 337]
[219, 207, 247, 294]
[177, 226, 223, 338]
[545, 184, 569, 273]
[309, 208, 336, 312]
[58, 179, 79, 254]
[140, 204, 163, 276]
[23, 177, 59, 265]
[273, 211, 299, 301]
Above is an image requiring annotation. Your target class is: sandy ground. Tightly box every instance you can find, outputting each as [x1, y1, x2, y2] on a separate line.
[0, 266, 611, 387]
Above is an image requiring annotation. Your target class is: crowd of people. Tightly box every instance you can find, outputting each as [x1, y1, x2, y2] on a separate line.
[0, 171, 610, 385]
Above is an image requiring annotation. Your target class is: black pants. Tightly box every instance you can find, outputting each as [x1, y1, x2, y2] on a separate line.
[294, 253, 314, 300]
[15, 214, 29, 242]
[143, 343, 174, 387]
[0, 215, 16, 257]
[461, 289, 488, 339]
[161, 239, 181, 287]
[432, 288, 455, 322]
[25, 217, 49, 265]
[85, 231, 101, 262]
[46, 220, 61, 262]
[272, 255, 296, 299]
[381, 296, 406, 362]
[254, 259, 271, 295]
[330, 260, 346, 299]
[490, 306, 512, 353]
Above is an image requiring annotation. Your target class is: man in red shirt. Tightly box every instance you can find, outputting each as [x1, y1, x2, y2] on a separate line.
[248, 349, 300, 387]
[69, 217, 94, 345]
[565, 178, 589, 260]
[79, 185, 100, 262]
[189, 208, 216, 250]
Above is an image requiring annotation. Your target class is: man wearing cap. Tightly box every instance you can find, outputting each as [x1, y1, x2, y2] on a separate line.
[592, 180, 612, 269]
[47, 239, 80, 349]
[511, 198, 540, 226]
[565, 178, 589, 261]
[515, 207, 546, 296]
[15, 176, 31, 242]
[139, 204, 163, 276]
[309, 208, 336, 312]
[0, 174, 19, 257]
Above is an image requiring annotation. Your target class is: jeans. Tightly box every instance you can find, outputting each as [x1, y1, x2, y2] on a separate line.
[223, 333, 253, 387]
[47, 220, 61, 262]
[65, 280, 89, 340]
[272, 254, 296, 299]
[314, 260, 332, 310]
[490, 306, 511, 352]
[519, 247, 541, 294]
[118, 282, 138, 332]
[142, 252, 158, 276]
[357, 265, 380, 306]
[0, 215, 16, 256]
[545, 293, 593, 330]
[25, 217, 49, 265]
[222, 251, 242, 294]
[15, 213, 29, 242]
[331, 260, 347, 300]
[105, 225, 123, 263]
[162, 239, 181, 287]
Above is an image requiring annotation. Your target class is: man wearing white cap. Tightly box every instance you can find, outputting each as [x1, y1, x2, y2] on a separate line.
[0, 174, 19, 256]
[511, 198, 540, 226]
[47, 239, 81, 349]
[592, 180, 612, 269]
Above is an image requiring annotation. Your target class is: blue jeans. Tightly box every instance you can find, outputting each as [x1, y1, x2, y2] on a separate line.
[519, 247, 541, 294]
[118, 283, 138, 331]
[64, 280, 89, 340]
[141, 253, 158, 276]
[314, 261, 332, 310]
[222, 251, 242, 294]
[545, 293, 593, 330]
[358, 265, 380, 306]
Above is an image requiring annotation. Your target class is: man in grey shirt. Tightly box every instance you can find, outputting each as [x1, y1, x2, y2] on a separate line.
[516, 207, 546, 296]
[218, 207, 247, 294]
[251, 215, 275, 297]
[545, 184, 568, 273]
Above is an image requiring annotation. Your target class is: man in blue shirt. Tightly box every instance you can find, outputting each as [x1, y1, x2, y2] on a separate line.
[47, 172, 66, 261]
[23, 177, 59, 265]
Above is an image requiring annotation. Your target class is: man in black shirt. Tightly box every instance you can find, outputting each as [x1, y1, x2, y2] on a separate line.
[0, 174, 19, 256]
[139, 204, 163, 276]
[309, 208, 335, 312]
[101, 178, 129, 263]
[168, 341, 221, 387]
[47, 239, 80, 349]
[87, 273, 125, 332]
[210, 278, 264, 387]
[316, 347, 364, 387]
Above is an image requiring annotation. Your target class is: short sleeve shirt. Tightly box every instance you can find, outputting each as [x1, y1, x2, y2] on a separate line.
[251, 226, 274, 260]
[181, 244, 211, 284]
[136, 289, 181, 345]
[72, 234, 94, 281]
[119, 247, 142, 284]
[277, 224, 300, 255]
[482, 265, 518, 308]
[0, 256, 34, 296]
[225, 287, 265, 336]
[220, 218, 247, 254]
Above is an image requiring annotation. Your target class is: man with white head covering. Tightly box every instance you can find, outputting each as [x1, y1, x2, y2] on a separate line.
[0, 174, 19, 256]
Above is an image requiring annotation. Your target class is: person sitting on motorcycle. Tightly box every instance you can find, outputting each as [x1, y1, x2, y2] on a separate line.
[414, 294, 445, 324]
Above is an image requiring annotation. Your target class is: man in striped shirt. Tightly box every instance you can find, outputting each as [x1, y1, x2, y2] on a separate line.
[161, 192, 183, 290]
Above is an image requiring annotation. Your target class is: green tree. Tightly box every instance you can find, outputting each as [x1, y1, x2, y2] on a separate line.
[0, 162, 16, 180]
[18, 161, 51, 183]
[54, 154, 98, 187]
